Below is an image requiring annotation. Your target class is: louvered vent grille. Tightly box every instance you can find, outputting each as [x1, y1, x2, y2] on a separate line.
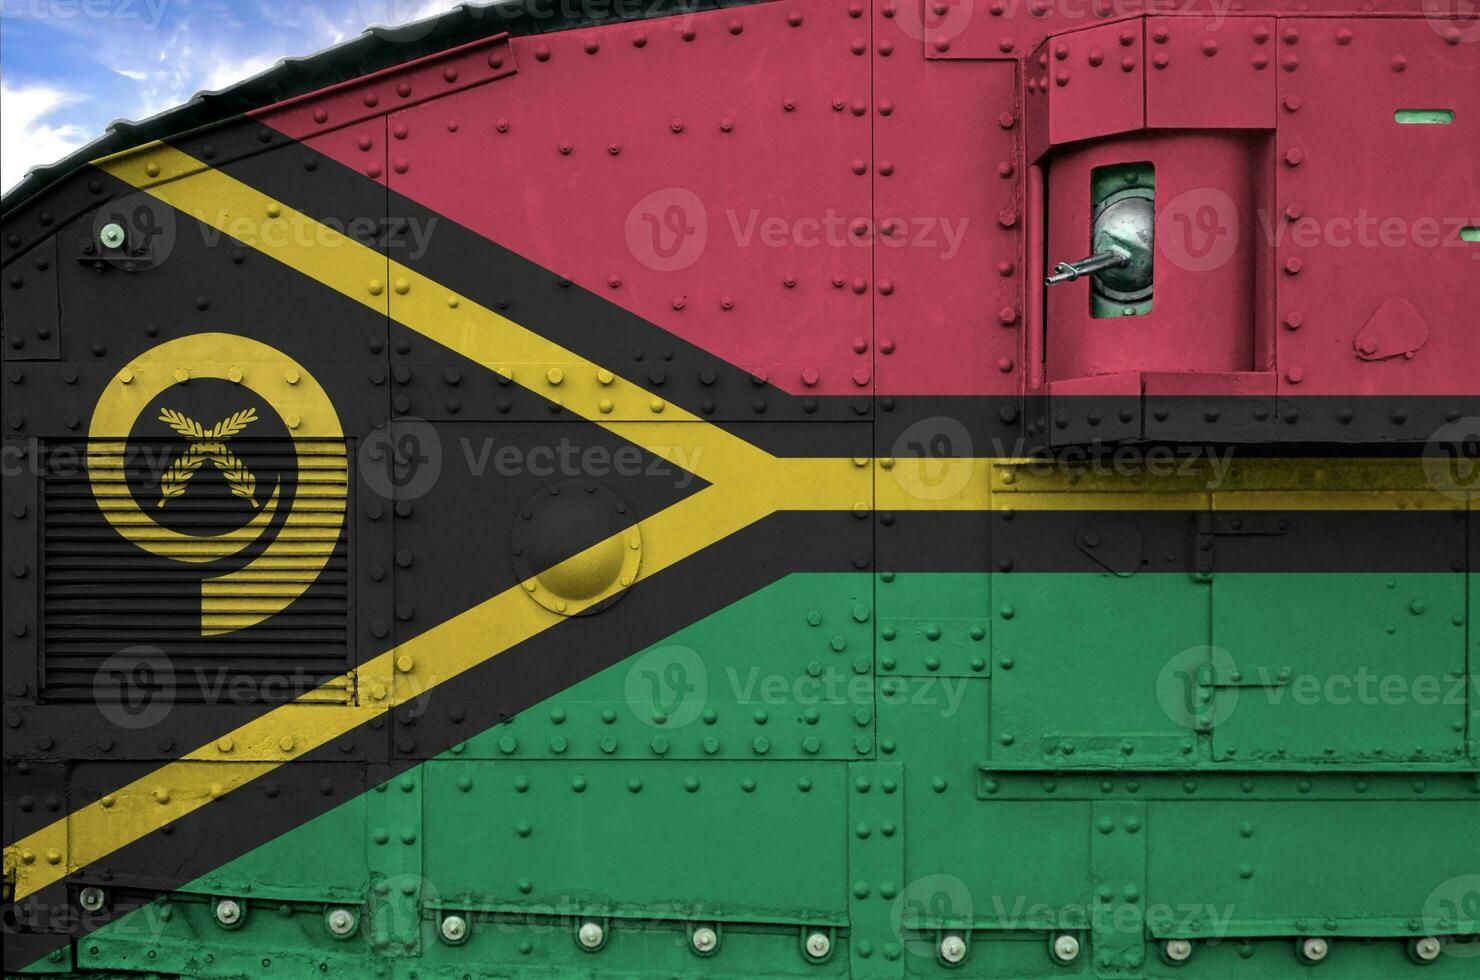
[40, 439, 353, 705]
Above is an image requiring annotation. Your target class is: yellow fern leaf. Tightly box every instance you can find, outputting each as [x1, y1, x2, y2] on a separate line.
[211, 408, 259, 440]
[158, 408, 204, 440]
[157, 449, 208, 508]
[213, 448, 260, 510]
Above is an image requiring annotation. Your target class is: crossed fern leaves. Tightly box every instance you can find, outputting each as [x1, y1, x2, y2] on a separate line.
[156, 408, 261, 510]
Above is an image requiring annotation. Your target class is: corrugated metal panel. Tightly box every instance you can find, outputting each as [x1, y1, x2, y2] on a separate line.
[39, 439, 352, 705]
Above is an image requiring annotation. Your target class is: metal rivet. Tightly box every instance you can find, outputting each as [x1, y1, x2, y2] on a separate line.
[940, 933, 967, 964]
[577, 920, 605, 950]
[441, 915, 468, 944]
[215, 898, 243, 927]
[1052, 933, 1081, 963]
[692, 926, 718, 954]
[1165, 938, 1193, 962]
[326, 908, 356, 937]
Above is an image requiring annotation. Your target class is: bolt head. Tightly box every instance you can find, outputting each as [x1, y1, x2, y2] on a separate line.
[99, 223, 126, 249]
[578, 920, 605, 950]
[214, 898, 242, 927]
[1301, 937, 1329, 962]
[1413, 937, 1442, 962]
[440, 915, 468, 943]
[78, 887, 106, 912]
[692, 926, 718, 953]
[805, 931, 832, 959]
[939, 933, 968, 964]
[1052, 933, 1081, 963]
[326, 908, 356, 936]
[1164, 938, 1193, 963]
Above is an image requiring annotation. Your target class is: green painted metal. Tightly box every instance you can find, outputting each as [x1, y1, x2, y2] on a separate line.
[993, 571, 1207, 766]
[454, 572, 876, 762]
[1211, 573, 1467, 763]
[1393, 110, 1456, 125]
[35, 571, 1480, 977]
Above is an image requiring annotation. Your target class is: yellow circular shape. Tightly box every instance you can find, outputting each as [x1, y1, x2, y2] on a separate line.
[513, 480, 644, 618]
[393, 278, 411, 295]
[546, 367, 565, 386]
[396, 655, 415, 673]
[88, 333, 344, 568]
[534, 531, 641, 607]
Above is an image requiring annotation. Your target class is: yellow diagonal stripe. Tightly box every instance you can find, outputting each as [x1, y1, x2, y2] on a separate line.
[8, 145, 1469, 902]
[94, 143, 771, 489]
[7, 484, 774, 900]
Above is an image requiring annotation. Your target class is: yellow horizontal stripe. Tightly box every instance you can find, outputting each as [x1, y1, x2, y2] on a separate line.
[15, 146, 1462, 902]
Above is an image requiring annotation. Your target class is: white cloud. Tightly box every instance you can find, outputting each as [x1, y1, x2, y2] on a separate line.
[0, 1, 466, 196]
[203, 52, 280, 93]
[0, 80, 90, 195]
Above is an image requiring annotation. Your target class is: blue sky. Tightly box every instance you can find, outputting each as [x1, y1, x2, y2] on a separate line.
[0, 0, 449, 193]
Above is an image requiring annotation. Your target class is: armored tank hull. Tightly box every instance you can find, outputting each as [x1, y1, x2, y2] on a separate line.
[2, 0, 1478, 976]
